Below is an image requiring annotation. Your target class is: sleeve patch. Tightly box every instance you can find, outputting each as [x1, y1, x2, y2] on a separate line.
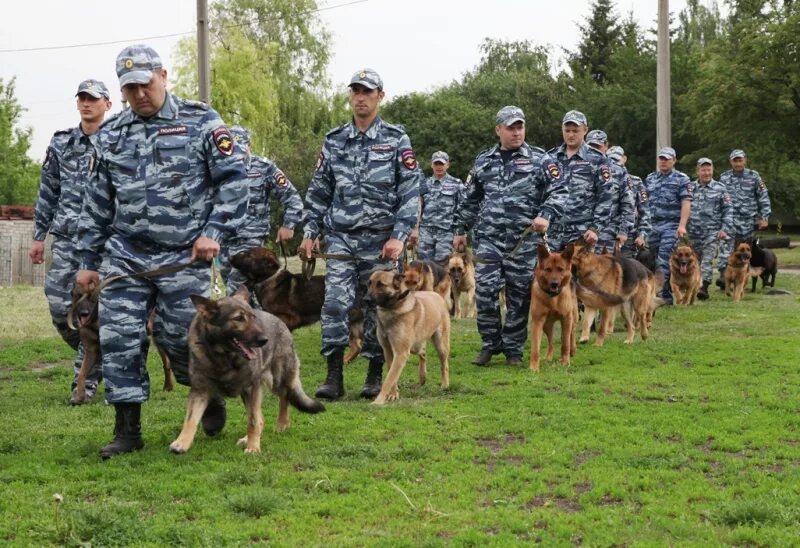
[465, 168, 475, 185]
[546, 162, 560, 179]
[315, 151, 325, 172]
[600, 165, 610, 182]
[275, 171, 288, 187]
[759, 180, 767, 190]
[401, 149, 418, 170]
[212, 127, 234, 156]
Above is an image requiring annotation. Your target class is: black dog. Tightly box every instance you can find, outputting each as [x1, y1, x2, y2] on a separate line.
[634, 245, 658, 273]
[748, 238, 777, 292]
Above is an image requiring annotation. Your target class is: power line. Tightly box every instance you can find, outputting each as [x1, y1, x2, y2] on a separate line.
[0, 0, 369, 54]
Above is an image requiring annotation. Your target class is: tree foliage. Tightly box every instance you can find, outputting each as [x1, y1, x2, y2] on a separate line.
[0, 77, 39, 205]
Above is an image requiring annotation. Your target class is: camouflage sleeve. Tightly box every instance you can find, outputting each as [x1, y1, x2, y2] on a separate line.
[616, 175, 636, 236]
[391, 134, 421, 241]
[77, 149, 114, 271]
[679, 174, 693, 203]
[538, 155, 568, 223]
[303, 139, 335, 240]
[200, 112, 249, 243]
[32, 141, 61, 240]
[269, 165, 305, 230]
[453, 164, 482, 235]
[755, 174, 772, 220]
[590, 158, 613, 232]
[635, 182, 652, 240]
[721, 190, 733, 235]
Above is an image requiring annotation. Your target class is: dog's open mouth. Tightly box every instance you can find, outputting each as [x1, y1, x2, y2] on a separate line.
[679, 262, 689, 275]
[232, 338, 258, 360]
[79, 312, 91, 327]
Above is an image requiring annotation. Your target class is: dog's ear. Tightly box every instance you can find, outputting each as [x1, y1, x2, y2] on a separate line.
[392, 272, 404, 289]
[562, 244, 574, 263]
[190, 294, 217, 315]
[537, 244, 550, 263]
[233, 285, 251, 303]
[398, 289, 411, 300]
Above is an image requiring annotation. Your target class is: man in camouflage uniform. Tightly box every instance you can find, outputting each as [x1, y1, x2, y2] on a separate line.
[546, 111, 613, 251]
[299, 69, 421, 401]
[408, 151, 465, 263]
[76, 45, 248, 458]
[219, 125, 304, 294]
[30, 79, 112, 403]
[585, 130, 635, 253]
[644, 147, 693, 305]
[452, 106, 567, 366]
[715, 149, 771, 289]
[687, 158, 732, 300]
[608, 146, 651, 258]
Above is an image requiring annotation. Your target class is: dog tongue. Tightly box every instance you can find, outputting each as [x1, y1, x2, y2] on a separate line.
[233, 339, 257, 360]
[680, 264, 688, 274]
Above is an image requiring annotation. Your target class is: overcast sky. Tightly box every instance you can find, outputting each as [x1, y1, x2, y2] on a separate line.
[1, 0, 696, 160]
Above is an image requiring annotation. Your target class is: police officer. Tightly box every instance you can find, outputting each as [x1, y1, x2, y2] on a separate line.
[452, 106, 567, 366]
[687, 158, 732, 300]
[609, 146, 651, 258]
[30, 79, 112, 403]
[219, 125, 304, 294]
[644, 147, 692, 305]
[715, 149, 772, 289]
[299, 69, 421, 401]
[585, 131, 635, 253]
[408, 151, 465, 263]
[547, 111, 613, 251]
[76, 44, 249, 458]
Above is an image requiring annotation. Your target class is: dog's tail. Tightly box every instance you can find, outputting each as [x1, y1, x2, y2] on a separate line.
[575, 283, 624, 307]
[288, 380, 326, 414]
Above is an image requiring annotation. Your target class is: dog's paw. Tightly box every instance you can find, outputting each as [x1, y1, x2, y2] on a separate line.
[236, 436, 247, 446]
[243, 445, 261, 454]
[169, 440, 189, 454]
[578, 338, 589, 344]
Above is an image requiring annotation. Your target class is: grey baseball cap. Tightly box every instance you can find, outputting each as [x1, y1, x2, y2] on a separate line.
[349, 68, 383, 90]
[116, 44, 163, 87]
[431, 151, 449, 164]
[562, 110, 588, 126]
[607, 145, 625, 157]
[496, 105, 525, 126]
[586, 129, 608, 146]
[230, 126, 251, 148]
[658, 146, 676, 160]
[729, 149, 746, 160]
[75, 79, 110, 99]
[697, 157, 713, 166]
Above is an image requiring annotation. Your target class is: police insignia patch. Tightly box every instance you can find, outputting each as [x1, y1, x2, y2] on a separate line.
[465, 169, 475, 185]
[315, 152, 324, 172]
[275, 171, 288, 187]
[212, 127, 234, 156]
[547, 162, 560, 179]
[401, 149, 417, 170]
[759, 180, 767, 190]
[600, 165, 610, 182]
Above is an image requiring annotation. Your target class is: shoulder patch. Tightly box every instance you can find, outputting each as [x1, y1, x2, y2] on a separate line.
[759, 180, 767, 190]
[639, 187, 648, 202]
[400, 149, 417, 170]
[315, 151, 325, 172]
[600, 165, 611, 182]
[275, 170, 288, 187]
[212, 127, 234, 156]
[465, 168, 475, 186]
[546, 161, 561, 180]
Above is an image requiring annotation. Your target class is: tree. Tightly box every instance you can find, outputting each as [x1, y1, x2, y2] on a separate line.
[0, 77, 39, 205]
[569, 0, 622, 85]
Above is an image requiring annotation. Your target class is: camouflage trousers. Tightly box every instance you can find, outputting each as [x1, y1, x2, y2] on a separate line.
[320, 230, 396, 359]
[717, 230, 755, 274]
[474, 237, 538, 359]
[596, 233, 622, 255]
[417, 227, 454, 263]
[98, 237, 210, 403]
[648, 221, 679, 296]
[688, 232, 722, 283]
[546, 223, 586, 252]
[45, 237, 102, 393]
[219, 237, 265, 295]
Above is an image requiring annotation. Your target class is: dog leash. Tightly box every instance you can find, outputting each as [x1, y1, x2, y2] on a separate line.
[209, 257, 225, 300]
[298, 248, 396, 279]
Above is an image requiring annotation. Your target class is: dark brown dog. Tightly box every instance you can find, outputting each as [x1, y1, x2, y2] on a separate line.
[68, 283, 174, 405]
[170, 287, 324, 454]
[669, 244, 702, 305]
[445, 252, 476, 319]
[230, 247, 364, 361]
[403, 260, 452, 310]
[725, 241, 751, 303]
[748, 238, 777, 292]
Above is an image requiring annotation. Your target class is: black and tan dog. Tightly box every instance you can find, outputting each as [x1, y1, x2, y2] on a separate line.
[445, 251, 476, 319]
[569, 239, 658, 345]
[748, 238, 777, 292]
[170, 287, 325, 454]
[68, 282, 174, 405]
[725, 241, 751, 303]
[230, 247, 364, 362]
[367, 271, 451, 405]
[669, 244, 702, 305]
[403, 260, 452, 310]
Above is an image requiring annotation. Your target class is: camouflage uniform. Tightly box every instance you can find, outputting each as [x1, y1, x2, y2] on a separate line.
[687, 173, 733, 283]
[303, 115, 421, 359]
[417, 171, 464, 262]
[77, 89, 248, 403]
[596, 154, 635, 253]
[454, 142, 567, 360]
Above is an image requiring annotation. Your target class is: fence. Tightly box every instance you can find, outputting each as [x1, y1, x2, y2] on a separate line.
[0, 220, 52, 287]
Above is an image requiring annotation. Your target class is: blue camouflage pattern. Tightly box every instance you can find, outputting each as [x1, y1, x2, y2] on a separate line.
[77, 92, 249, 403]
[688, 178, 733, 282]
[596, 158, 635, 252]
[717, 167, 772, 271]
[417, 172, 464, 262]
[620, 174, 652, 257]
[454, 143, 568, 358]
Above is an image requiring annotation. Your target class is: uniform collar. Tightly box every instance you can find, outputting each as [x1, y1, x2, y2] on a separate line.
[556, 142, 590, 160]
[126, 93, 179, 124]
[347, 115, 382, 140]
[491, 142, 531, 158]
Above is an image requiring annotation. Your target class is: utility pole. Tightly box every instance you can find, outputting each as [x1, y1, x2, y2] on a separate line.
[197, 0, 211, 105]
[656, 0, 671, 153]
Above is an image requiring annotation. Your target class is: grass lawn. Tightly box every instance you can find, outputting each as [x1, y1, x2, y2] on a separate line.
[1, 266, 799, 546]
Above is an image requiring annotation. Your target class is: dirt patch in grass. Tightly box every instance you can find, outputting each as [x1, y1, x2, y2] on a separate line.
[574, 481, 592, 494]
[574, 450, 602, 467]
[476, 432, 526, 454]
[526, 495, 582, 513]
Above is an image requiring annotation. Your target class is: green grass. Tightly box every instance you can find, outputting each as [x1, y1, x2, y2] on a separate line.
[1, 274, 800, 546]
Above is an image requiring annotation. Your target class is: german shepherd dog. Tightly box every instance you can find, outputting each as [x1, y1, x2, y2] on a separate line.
[748, 238, 777, 292]
[725, 241, 751, 303]
[669, 244, 702, 305]
[445, 251, 476, 319]
[529, 245, 578, 372]
[170, 287, 325, 454]
[367, 271, 451, 405]
[230, 247, 365, 362]
[68, 282, 174, 405]
[402, 260, 453, 310]
[569, 239, 658, 345]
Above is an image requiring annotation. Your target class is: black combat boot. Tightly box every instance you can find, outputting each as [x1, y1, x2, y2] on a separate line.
[472, 348, 499, 366]
[697, 280, 710, 301]
[315, 348, 345, 400]
[201, 396, 227, 436]
[359, 356, 384, 399]
[99, 403, 144, 460]
[715, 268, 726, 290]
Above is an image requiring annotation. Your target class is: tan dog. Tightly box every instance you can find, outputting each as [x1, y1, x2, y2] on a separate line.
[725, 242, 751, 303]
[529, 245, 578, 372]
[367, 271, 451, 405]
[669, 244, 702, 305]
[402, 260, 452, 310]
[445, 252, 476, 319]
